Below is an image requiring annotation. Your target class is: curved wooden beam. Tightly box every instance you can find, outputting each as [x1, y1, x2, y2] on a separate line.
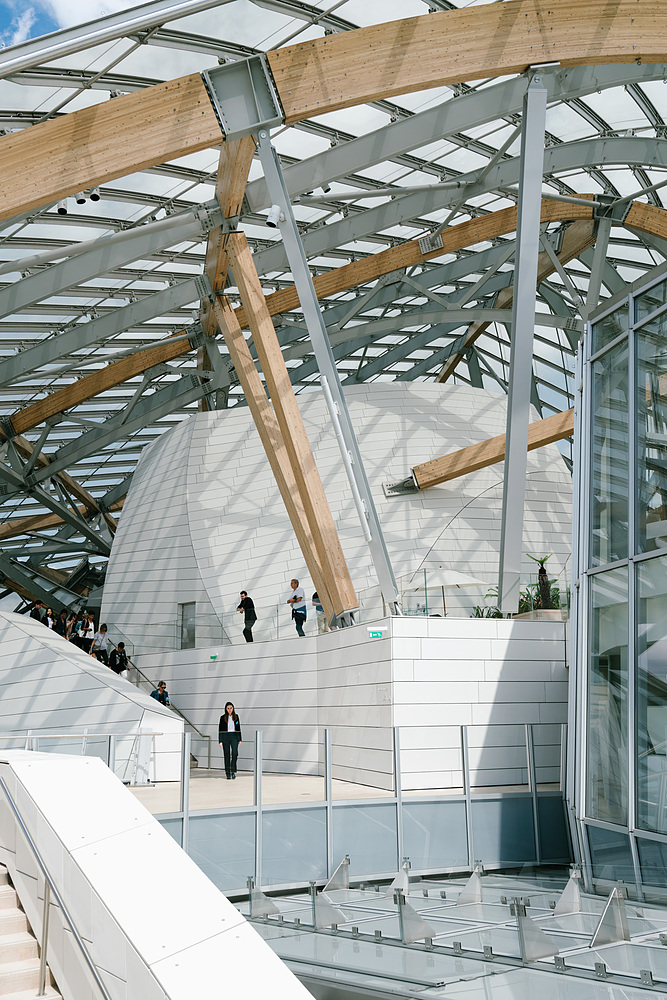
[268, 1, 667, 123]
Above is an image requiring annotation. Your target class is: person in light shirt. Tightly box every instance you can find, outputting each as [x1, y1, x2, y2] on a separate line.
[218, 701, 242, 779]
[287, 578, 307, 637]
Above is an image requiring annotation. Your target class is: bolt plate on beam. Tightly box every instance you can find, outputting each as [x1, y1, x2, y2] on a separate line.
[202, 55, 284, 141]
[383, 476, 418, 497]
[418, 233, 444, 256]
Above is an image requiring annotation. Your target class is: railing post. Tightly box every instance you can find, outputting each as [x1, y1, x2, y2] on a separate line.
[180, 732, 191, 855]
[461, 726, 475, 869]
[254, 731, 263, 889]
[37, 879, 50, 997]
[525, 724, 541, 865]
[324, 729, 333, 878]
[393, 727, 404, 868]
[108, 735, 116, 776]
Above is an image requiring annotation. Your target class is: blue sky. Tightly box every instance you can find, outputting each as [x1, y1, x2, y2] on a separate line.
[0, 1, 138, 48]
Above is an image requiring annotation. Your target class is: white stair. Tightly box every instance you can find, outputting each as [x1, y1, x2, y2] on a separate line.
[0, 866, 61, 1000]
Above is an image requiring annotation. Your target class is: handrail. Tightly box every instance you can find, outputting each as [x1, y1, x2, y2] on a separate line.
[128, 657, 211, 769]
[0, 775, 113, 1000]
[0, 731, 169, 740]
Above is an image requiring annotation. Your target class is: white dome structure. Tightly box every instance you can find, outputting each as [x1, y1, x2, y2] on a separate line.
[102, 383, 572, 650]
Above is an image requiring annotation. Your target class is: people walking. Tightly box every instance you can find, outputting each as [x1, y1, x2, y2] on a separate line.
[53, 610, 68, 637]
[29, 601, 44, 622]
[312, 592, 329, 634]
[150, 681, 170, 706]
[287, 578, 307, 636]
[218, 701, 242, 779]
[108, 641, 128, 676]
[90, 624, 109, 664]
[237, 591, 257, 643]
[77, 612, 95, 652]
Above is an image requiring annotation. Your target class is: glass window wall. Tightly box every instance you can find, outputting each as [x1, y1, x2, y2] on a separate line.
[637, 313, 667, 553]
[592, 306, 628, 354]
[637, 555, 667, 834]
[587, 567, 629, 826]
[591, 341, 629, 565]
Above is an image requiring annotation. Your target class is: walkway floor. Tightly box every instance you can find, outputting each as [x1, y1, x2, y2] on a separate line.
[128, 768, 558, 814]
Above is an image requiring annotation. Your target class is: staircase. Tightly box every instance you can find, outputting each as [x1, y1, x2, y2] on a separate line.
[0, 864, 61, 1000]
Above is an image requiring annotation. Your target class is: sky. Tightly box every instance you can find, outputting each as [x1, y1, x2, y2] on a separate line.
[0, 0, 141, 48]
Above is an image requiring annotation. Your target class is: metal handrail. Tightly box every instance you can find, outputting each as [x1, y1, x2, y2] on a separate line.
[0, 731, 169, 741]
[128, 658, 211, 768]
[0, 775, 113, 1000]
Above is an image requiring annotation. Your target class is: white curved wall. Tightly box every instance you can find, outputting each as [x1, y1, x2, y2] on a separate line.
[102, 383, 572, 648]
[0, 611, 182, 780]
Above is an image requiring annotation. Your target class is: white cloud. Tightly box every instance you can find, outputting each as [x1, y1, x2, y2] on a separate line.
[1, 5, 37, 46]
[39, 0, 141, 30]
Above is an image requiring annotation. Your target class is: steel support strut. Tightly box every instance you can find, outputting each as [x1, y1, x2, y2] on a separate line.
[256, 130, 401, 613]
[498, 71, 549, 613]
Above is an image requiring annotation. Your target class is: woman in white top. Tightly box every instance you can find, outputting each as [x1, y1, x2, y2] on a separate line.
[90, 623, 109, 664]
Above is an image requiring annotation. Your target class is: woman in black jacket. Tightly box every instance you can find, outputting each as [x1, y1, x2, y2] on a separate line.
[218, 702, 242, 779]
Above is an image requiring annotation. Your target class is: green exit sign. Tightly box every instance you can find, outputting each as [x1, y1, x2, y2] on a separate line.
[367, 629, 384, 639]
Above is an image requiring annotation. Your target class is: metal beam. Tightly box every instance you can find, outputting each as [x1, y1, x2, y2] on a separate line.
[498, 73, 548, 614]
[251, 137, 667, 276]
[0, 205, 220, 321]
[0, 0, 237, 79]
[257, 130, 401, 612]
[0, 277, 201, 386]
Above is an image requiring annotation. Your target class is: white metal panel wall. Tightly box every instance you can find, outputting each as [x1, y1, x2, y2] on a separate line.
[134, 616, 568, 791]
[103, 384, 572, 649]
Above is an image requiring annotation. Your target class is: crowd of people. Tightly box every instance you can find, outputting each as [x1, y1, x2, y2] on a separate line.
[26, 601, 129, 676]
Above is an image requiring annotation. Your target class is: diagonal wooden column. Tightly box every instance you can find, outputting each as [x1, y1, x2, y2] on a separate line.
[213, 296, 335, 620]
[226, 232, 357, 616]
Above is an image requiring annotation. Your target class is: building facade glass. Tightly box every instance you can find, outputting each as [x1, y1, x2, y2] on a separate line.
[573, 262, 667, 893]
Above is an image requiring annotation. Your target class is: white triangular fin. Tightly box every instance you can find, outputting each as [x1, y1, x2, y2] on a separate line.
[554, 872, 582, 916]
[249, 886, 279, 918]
[400, 899, 436, 944]
[385, 868, 410, 897]
[315, 892, 346, 928]
[590, 887, 630, 947]
[324, 856, 350, 892]
[456, 870, 482, 905]
[517, 910, 559, 962]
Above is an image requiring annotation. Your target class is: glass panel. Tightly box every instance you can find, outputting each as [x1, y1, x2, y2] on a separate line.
[587, 567, 628, 825]
[591, 341, 629, 565]
[637, 836, 667, 887]
[261, 807, 326, 886]
[592, 305, 628, 354]
[637, 314, 667, 553]
[402, 801, 468, 869]
[637, 555, 667, 833]
[470, 798, 536, 863]
[587, 824, 635, 883]
[333, 803, 398, 878]
[179, 601, 195, 649]
[189, 812, 255, 893]
[636, 278, 667, 324]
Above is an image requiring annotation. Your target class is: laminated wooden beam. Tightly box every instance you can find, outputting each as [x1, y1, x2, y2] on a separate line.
[267, 1, 667, 123]
[413, 407, 574, 490]
[0, 75, 222, 222]
[227, 232, 358, 616]
[10, 337, 194, 436]
[212, 295, 334, 619]
[436, 218, 597, 383]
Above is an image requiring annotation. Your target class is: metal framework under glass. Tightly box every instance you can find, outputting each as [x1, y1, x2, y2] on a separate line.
[1, 0, 667, 607]
[571, 261, 667, 897]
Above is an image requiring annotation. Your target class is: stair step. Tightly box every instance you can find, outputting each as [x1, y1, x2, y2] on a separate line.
[0, 958, 44, 996]
[0, 871, 7, 888]
[1, 990, 61, 1000]
[0, 935, 38, 967]
[0, 889, 18, 912]
[0, 914, 28, 937]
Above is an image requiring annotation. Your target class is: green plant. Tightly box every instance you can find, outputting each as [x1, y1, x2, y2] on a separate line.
[526, 553, 553, 609]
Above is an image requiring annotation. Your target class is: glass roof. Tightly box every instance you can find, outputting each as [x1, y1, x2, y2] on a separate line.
[0, 0, 666, 599]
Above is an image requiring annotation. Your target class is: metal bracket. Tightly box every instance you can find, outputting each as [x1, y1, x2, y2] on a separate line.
[202, 54, 284, 141]
[0, 417, 15, 441]
[418, 232, 444, 256]
[383, 475, 419, 497]
[194, 274, 214, 303]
